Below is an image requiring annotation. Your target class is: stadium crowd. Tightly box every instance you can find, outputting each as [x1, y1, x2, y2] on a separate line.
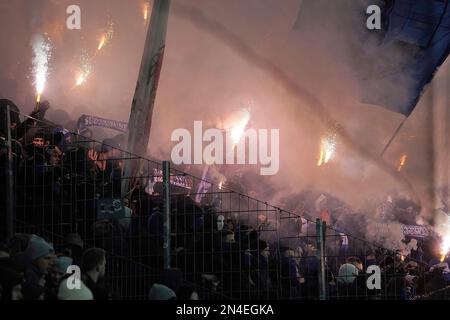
[1, 98, 450, 300]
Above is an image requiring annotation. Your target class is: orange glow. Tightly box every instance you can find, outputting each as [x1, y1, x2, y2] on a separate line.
[97, 35, 106, 51]
[398, 154, 407, 172]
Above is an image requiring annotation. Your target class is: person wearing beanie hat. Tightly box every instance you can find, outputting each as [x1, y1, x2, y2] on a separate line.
[46, 256, 74, 299]
[149, 283, 177, 300]
[336, 263, 362, 299]
[337, 263, 359, 285]
[57, 278, 93, 300]
[52, 256, 73, 274]
[25, 234, 55, 263]
[22, 235, 55, 300]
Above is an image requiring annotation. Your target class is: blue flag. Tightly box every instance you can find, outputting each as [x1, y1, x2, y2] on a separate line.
[292, 0, 450, 116]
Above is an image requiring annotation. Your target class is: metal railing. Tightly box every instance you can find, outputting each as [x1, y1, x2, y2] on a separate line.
[1, 107, 449, 300]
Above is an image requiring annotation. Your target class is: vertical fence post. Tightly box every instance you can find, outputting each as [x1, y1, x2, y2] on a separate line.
[316, 218, 327, 300]
[162, 161, 171, 269]
[4, 105, 14, 240]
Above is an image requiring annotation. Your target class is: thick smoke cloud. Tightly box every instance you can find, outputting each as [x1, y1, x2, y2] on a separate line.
[0, 0, 449, 250]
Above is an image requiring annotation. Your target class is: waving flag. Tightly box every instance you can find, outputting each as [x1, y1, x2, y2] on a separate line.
[292, 0, 450, 116]
[361, 0, 450, 116]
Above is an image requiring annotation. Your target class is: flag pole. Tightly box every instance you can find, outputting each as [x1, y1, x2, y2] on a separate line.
[122, 0, 171, 197]
[379, 117, 408, 158]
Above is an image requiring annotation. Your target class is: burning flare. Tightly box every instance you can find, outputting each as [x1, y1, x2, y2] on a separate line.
[318, 133, 337, 166]
[441, 233, 450, 262]
[32, 34, 52, 102]
[398, 154, 407, 172]
[229, 109, 251, 147]
[144, 2, 151, 22]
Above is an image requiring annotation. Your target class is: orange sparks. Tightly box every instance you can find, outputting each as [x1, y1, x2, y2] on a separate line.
[398, 154, 407, 172]
[317, 134, 336, 167]
[97, 35, 106, 51]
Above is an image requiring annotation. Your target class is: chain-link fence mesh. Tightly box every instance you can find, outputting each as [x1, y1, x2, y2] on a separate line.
[1, 108, 449, 300]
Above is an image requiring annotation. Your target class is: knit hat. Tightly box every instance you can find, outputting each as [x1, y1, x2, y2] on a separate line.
[57, 278, 93, 300]
[25, 235, 55, 261]
[337, 263, 359, 284]
[52, 256, 73, 273]
[149, 283, 176, 300]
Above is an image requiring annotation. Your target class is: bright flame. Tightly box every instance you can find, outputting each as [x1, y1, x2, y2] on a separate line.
[229, 109, 251, 147]
[32, 34, 52, 102]
[318, 133, 336, 166]
[218, 181, 223, 190]
[76, 74, 86, 86]
[441, 233, 450, 262]
[144, 2, 150, 21]
[398, 154, 407, 172]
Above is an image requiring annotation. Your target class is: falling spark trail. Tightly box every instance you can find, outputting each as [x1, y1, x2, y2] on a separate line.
[75, 50, 92, 86]
[97, 19, 114, 52]
[97, 35, 106, 51]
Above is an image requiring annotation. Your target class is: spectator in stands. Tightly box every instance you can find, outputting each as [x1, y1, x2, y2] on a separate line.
[6, 234, 31, 257]
[57, 278, 93, 300]
[46, 256, 73, 300]
[281, 247, 303, 299]
[176, 283, 200, 300]
[149, 283, 176, 300]
[81, 248, 109, 300]
[62, 233, 84, 267]
[251, 240, 272, 298]
[336, 262, 359, 298]
[161, 268, 184, 294]
[22, 235, 55, 300]
[215, 229, 236, 253]
[424, 262, 450, 293]
[216, 215, 225, 231]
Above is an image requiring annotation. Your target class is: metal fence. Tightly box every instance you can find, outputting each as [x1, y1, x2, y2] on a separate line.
[1, 107, 449, 300]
